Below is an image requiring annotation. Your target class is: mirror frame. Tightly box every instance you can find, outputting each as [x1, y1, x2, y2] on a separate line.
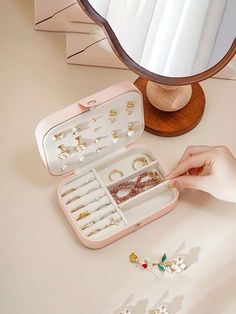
[78, 0, 236, 85]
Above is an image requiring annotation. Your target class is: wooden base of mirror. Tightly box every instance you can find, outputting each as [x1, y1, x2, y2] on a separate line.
[134, 77, 205, 137]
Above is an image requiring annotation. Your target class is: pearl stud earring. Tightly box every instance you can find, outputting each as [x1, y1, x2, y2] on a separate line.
[109, 110, 117, 123]
[75, 136, 86, 152]
[127, 122, 134, 137]
[111, 130, 118, 143]
[126, 100, 135, 115]
[72, 125, 81, 136]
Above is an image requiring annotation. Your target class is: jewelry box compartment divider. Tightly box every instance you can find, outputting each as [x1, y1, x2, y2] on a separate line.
[94, 146, 178, 224]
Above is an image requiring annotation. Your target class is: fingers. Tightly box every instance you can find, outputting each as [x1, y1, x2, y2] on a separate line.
[168, 175, 209, 191]
[178, 145, 213, 164]
[166, 152, 211, 180]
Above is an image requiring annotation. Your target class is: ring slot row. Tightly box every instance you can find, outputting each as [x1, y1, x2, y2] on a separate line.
[59, 170, 127, 240]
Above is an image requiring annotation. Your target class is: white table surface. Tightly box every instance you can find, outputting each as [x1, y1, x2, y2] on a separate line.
[1, 1, 236, 314]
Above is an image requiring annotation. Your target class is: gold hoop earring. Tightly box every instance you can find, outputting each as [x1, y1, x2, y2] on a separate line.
[132, 157, 148, 170]
[109, 169, 124, 181]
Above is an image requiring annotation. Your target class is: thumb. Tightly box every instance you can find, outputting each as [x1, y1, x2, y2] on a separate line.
[168, 175, 208, 191]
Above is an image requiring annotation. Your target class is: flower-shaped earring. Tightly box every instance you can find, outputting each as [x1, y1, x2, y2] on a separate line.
[75, 136, 86, 152]
[129, 252, 187, 277]
[153, 254, 187, 274]
[170, 257, 187, 274]
[149, 305, 169, 314]
[120, 309, 131, 314]
[52, 132, 64, 141]
[58, 144, 70, 159]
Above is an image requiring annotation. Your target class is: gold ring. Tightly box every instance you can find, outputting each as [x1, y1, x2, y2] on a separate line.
[61, 188, 76, 197]
[66, 195, 80, 205]
[87, 228, 102, 237]
[108, 169, 124, 181]
[81, 221, 96, 230]
[132, 157, 148, 170]
[71, 204, 84, 213]
[76, 211, 90, 221]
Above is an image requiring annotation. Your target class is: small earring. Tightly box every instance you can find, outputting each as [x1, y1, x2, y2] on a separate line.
[126, 100, 135, 115]
[149, 305, 169, 314]
[96, 146, 108, 153]
[120, 309, 132, 314]
[111, 130, 118, 143]
[109, 110, 117, 123]
[72, 125, 81, 135]
[75, 136, 86, 152]
[58, 144, 70, 159]
[127, 122, 134, 137]
[152, 253, 187, 274]
[52, 132, 64, 141]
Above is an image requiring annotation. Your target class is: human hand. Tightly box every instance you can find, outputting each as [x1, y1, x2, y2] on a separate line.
[166, 145, 236, 203]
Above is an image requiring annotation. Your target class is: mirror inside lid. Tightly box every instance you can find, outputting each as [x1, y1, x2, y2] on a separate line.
[39, 82, 144, 176]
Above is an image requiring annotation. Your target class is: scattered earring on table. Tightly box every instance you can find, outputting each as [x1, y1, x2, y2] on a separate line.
[129, 252, 162, 279]
[152, 253, 187, 274]
[126, 100, 135, 115]
[149, 305, 169, 314]
[120, 309, 132, 314]
[129, 252, 187, 277]
[120, 304, 169, 314]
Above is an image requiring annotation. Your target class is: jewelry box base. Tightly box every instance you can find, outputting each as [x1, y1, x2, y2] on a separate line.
[58, 146, 178, 249]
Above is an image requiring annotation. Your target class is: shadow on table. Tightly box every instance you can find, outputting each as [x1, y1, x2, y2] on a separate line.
[188, 274, 236, 314]
[114, 290, 184, 314]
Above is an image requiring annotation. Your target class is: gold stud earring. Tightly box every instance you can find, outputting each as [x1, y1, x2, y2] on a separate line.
[126, 101, 135, 115]
[94, 137, 101, 143]
[52, 132, 64, 141]
[58, 144, 70, 159]
[111, 130, 118, 143]
[109, 110, 117, 123]
[75, 136, 86, 152]
[127, 122, 134, 137]
[72, 125, 81, 135]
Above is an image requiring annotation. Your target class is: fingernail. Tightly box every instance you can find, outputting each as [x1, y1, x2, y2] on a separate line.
[168, 180, 179, 189]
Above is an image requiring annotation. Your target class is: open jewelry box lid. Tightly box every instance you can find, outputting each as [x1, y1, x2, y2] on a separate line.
[35, 81, 144, 176]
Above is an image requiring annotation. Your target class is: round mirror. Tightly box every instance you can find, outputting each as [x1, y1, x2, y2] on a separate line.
[78, 0, 236, 137]
[78, 0, 236, 84]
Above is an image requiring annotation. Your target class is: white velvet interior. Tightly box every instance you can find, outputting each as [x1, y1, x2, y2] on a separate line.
[43, 90, 143, 176]
[85, 0, 235, 77]
[58, 146, 177, 242]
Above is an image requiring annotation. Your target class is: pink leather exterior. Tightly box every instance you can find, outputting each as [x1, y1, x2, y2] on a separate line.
[57, 187, 179, 249]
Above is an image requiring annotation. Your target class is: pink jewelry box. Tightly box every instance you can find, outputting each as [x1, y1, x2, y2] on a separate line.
[35, 81, 179, 249]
